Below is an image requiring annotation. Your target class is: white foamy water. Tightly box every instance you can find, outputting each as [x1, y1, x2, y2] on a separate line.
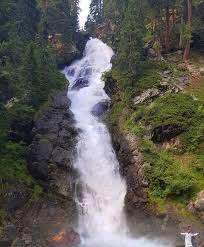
[64, 38, 170, 247]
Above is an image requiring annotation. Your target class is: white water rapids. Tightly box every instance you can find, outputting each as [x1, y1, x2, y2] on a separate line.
[64, 38, 170, 247]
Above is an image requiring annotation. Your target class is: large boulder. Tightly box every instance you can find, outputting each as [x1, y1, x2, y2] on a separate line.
[71, 78, 89, 90]
[28, 161, 49, 180]
[91, 100, 110, 117]
[151, 124, 184, 143]
[134, 88, 161, 105]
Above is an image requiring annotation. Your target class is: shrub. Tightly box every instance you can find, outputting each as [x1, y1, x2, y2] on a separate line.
[140, 140, 196, 201]
[0, 142, 32, 184]
[32, 184, 43, 200]
[143, 93, 199, 129]
[182, 107, 204, 152]
[108, 101, 124, 126]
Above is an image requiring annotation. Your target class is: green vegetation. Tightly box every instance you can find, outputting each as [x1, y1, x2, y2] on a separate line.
[105, 57, 204, 216]
[0, 0, 80, 218]
[141, 93, 199, 129]
[32, 184, 44, 200]
[139, 139, 196, 201]
[0, 142, 31, 184]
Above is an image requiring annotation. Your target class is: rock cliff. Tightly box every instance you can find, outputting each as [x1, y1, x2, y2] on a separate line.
[0, 90, 79, 247]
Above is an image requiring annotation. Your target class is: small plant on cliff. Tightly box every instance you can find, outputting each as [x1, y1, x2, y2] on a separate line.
[32, 184, 44, 200]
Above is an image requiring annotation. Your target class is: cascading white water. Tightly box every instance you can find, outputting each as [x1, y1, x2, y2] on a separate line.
[64, 38, 170, 247]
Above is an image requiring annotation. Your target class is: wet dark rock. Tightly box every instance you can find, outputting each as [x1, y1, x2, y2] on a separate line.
[110, 130, 147, 211]
[110, 54, 117, 64]
[78, 67, 92, 77]
[51, 147, 72, 167]
[29, 161, 49, 180]
[104, 74, 120, 102]
[151, 124, 184, 143]
[29, 89, 78, 184]
[36, 139, 53, 161]
[67, 68, 75, 77]
[91, 100, 110, 117]
[71, 78, 89, 90]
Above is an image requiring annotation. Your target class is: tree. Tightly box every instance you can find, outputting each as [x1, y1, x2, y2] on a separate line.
[183, 0, 193, 63]
[14, 0, 40, 43]
[38, 0, 79, 43]
[116, 0, 148, 79]
[85, 0, 104, 31]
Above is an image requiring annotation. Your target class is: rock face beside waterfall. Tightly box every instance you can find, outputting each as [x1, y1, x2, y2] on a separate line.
[0, 90, 79, 247]
[110, 129, 148, 213]
[105, 68, 204, 242]
[28, 90, 78, 188]
[104, 78, 149, 215]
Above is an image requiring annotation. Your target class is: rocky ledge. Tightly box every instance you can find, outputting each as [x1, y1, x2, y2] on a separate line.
[0, 90, 80, 247]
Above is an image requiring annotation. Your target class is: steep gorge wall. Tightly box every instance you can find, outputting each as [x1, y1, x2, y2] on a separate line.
[0, 90, 80, 247]
[104, 68, 204, 243]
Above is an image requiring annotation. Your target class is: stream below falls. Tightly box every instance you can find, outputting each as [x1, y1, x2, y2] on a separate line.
[64, 38, 172, 247]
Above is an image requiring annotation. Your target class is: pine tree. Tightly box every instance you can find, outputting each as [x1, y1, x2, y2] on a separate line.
[85, 0, 104, 31]
[14, 0, 40, 43]
[116, 0, 148, 78]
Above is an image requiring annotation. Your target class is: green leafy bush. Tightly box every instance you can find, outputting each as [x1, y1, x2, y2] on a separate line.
[108, 101, 124, 126]
[182, 107, 204, 152]
[143, 93, 199, 129]
[32, 184, 43, 200]
[140, 140, 196, 201]
[0, 142, 32, 184]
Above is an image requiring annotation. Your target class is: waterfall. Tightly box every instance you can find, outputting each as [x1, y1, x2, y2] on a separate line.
[64, 38, 170, 247]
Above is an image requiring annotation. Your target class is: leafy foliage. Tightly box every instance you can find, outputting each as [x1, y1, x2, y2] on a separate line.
[139, 140, 196, 201]
[0, 0, 79, 206]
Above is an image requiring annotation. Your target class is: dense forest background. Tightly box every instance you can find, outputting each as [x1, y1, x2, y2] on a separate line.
[0, 0, 84, 224]
[86, 0, 204, 220]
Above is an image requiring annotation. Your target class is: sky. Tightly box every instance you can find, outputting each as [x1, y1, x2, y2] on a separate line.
[79, 0, 91, 29]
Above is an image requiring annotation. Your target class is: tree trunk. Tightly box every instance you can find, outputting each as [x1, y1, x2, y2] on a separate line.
[165, 1, 170, 52]
[179, 13, 184, 49]
[183, 0, 192, 63]
[172, 8, 175, 26]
